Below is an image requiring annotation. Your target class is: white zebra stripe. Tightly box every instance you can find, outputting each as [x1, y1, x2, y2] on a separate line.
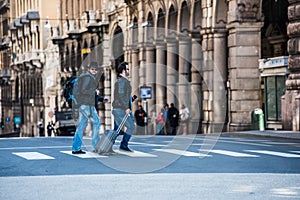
[245, 150, 300, 158]
[201, 149, 258, 157]
[12, 152, 55, 160]
[60, 151, 107, 158]
[154, 149, 211, 157]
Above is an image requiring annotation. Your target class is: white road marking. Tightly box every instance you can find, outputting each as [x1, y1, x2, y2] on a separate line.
[262, 142, 299, 145]
[12, 152, 55, 160]
[115, 150, 157, 157]
[60, 151, 107, 158]
[290, 151, 300, 154]
[0, 146, 71, 150]
[154, 149, 211, 157]
[127, 141, 165, 147]
[245, 150, 300, 158]
[201, 149, 259, 157]
[194, 137, 271, 147]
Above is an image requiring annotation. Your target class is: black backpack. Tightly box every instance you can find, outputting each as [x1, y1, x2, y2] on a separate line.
[63, 76, 81, 108]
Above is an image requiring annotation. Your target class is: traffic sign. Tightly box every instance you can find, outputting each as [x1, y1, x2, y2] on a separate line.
[48, 111, 54, 118]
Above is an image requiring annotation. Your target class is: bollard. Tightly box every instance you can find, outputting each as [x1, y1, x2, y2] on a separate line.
[251, 108, 265, 131]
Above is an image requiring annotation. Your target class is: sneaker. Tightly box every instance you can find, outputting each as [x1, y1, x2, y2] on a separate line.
[119, 146, 133, 152]
[72, 149, 86, 154]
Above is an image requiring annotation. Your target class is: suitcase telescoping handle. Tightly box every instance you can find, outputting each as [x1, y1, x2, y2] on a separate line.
[115, 113, 130, 135]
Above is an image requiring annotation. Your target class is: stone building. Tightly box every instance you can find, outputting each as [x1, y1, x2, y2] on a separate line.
[0, 0, 298, 136]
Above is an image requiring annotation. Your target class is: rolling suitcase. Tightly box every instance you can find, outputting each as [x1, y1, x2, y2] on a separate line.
[96, 113, 129, 154]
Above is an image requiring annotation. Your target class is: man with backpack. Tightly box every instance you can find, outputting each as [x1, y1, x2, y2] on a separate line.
[71, 61, 102, 154]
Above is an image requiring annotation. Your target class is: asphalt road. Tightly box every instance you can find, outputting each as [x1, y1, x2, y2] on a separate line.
[1, 134, 300, 199]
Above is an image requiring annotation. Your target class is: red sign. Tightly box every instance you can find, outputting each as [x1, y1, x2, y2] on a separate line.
[48, 111, 54, 118]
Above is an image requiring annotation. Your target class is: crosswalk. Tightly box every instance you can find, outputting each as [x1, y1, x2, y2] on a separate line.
[11, 148, 300, 160]
[12, 152, 55, 160]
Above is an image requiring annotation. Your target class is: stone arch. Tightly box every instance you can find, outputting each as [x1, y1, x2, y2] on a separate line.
[212, 0, 227, 28]
[167, 0, 178, 10]
[146, 12, 154, 42]
[191, 0, 202, 31]
[157, 8, 166, 40]
[167, 4, 178, 36]
[64, 45, 70, 72]
[132, 17, 138, 47]
[82, 39, 88, 62]
[76, 41, 81, 71]
[71, 43, 76, 73]
[261, 0, 288, 58]
[179, 0, 190, 33]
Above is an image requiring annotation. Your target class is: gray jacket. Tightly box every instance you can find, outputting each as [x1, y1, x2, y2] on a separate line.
[112, 76, 132, 110]
[78, 72, 98, 106]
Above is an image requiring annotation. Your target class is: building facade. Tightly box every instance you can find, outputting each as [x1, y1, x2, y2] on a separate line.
[0, 0, 298, 136]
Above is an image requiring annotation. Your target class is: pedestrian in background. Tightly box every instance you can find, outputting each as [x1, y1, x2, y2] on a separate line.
[163, 103, 170, 135]
[47, 122, 53, 137]
[168, 103, 179, 135]
[72, 61, 102, 154]
[156, 108, 164, 135]
[149, 109, 157, 135]
[134, 105, 147, 134]
[179, 104, 190, 135]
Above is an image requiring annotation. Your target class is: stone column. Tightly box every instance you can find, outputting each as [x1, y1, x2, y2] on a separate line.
[282, 0, 300, 131]
[155, 41, 166, 108]
[226, 0, 263, 131]
[145, 45, 156, 111]
[178, 35, 191, 107]
[190, 33, 203, 134]
[131, 49, 139, 111]
[102, 32, 113, 130]
[166, 36, 178, 105]
[201, 32, 214, 134]
[213, 31, 227, 132]
[103, 66, 112, 131]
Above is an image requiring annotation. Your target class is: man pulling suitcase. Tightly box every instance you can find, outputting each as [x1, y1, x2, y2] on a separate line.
[96, 62, 136, 154]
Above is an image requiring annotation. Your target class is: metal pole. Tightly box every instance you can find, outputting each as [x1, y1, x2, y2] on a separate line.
[143, 100, 148, 135]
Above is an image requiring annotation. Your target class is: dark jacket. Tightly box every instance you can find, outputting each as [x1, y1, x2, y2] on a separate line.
[134, 109, 147, 126]
[168, 106, 179, 127]
[112, 76, 132, 110]
[78, 72, 98, 106]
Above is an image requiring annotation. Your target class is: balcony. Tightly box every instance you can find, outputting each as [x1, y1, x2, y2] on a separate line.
[84, 10, 104, 34]
[0, 35, 10, 50]
[0, 0, 9, 14]
[13, 50, 44, 70]
[0, 68, 11, 78]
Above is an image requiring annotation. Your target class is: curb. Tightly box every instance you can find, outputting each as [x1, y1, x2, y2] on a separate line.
[221, 131, 300, 140]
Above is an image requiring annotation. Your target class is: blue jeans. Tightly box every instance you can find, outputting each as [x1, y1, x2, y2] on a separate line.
[113, 109, 135, 148]
[156, 123, 164, 135]
[72, 105, 100, 151]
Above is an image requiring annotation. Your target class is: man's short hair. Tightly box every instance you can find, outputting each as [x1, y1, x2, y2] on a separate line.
[87, 61, 99, 69]
[117, 62, 128, 74]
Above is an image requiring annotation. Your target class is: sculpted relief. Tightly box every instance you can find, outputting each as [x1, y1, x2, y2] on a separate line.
[237, 0, 260, 21]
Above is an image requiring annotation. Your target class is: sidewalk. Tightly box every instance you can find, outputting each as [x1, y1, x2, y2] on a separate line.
[222, 130, 300, 140]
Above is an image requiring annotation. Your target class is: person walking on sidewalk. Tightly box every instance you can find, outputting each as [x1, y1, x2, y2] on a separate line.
[134, 105, 147, 135]
[179, 104, 190, 135]
[112, 62, 136, 152]
[168, 103, 180, 135]
[72, 62, 102, 154]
